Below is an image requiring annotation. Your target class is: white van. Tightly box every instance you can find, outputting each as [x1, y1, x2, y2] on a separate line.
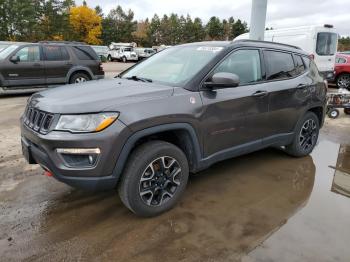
[234, 25, 338, 80]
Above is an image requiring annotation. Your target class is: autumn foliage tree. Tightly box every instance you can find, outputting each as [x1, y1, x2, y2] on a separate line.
[69, 4, 102, 44]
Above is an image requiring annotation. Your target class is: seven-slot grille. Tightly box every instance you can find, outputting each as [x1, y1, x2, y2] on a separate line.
[23, 106, 54, 134]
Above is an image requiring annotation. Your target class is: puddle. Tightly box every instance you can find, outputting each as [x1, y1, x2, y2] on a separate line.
[1, 139, 349, 261]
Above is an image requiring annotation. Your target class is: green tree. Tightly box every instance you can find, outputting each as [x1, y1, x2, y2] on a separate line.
[148, 14, 161, 45]
[206, 16, 224, 40]
[101, 5, 136, 45]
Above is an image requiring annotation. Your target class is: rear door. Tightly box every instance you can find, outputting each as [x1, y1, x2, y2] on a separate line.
[43, 45, 72, 85]
[3, 45, 45, 87]
[200, 48, 270, 157]
[263, 50, 311, 144]
[314, 32, 338, 72]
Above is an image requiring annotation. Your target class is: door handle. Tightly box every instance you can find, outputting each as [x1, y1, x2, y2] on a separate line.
[252, 90, 268, 97]
[297, 84, 308, 89]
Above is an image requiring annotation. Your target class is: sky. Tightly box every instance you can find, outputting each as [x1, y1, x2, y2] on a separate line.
[77, 0, 350, 36]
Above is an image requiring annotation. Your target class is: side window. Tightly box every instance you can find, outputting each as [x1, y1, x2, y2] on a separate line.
[294, 55, 306, 75]
[43, 46, 70, 61]
[72, 46, 98, 60]
[15, 46, 40, 62]
[213, 49, 262, 85]
[336, 57, 346, 64]
[264, 50, 295, 80]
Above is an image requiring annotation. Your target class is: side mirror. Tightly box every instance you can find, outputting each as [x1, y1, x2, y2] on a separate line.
[10, 55, 20, 63]
[204, 72, 240, 89]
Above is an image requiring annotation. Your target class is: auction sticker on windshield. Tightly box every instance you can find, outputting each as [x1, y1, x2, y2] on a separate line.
[196, 46, 223, 52]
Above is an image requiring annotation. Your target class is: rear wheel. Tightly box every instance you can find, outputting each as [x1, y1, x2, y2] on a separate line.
[118, 141, 189, 217]
[107, 55, 113, 62]
[336, 73, 350, 90]
[69, 72, 90, 84]
[285, 112, 319, 157]
[328, 108, 340, 119]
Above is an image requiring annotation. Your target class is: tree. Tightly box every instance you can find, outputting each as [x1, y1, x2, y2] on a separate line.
[339, 37, 350, 51]
[132, 19, 151, 46]
[206, 16, 223, 40]
[231, 19, 248, 39]
[69, 4, 102, 44]
[101, 5, 136, 45]
[148, 14, 161, 45]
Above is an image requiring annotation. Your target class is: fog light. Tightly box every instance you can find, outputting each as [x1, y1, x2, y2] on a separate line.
[56, 148, 100, 168]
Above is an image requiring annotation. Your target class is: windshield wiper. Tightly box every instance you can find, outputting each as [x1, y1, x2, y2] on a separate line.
[126, 75, 153, 83]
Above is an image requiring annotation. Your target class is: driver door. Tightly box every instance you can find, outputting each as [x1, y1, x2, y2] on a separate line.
[3, 45, 45, 87]
[200, 48, 270, 157]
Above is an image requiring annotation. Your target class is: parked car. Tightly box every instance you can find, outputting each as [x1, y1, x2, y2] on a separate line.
[235, 24, 338, 81]
[334, 53, 350, 90]
[107, 45, 138, 63]
[91, 45, 109, 62]
[340, 51, 350, 55]
[135, 47, 156, 60]
[0, 41, 104, 94]
[21, 40, 326, 217]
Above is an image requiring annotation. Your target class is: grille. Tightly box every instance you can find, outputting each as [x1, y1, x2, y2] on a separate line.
[23, 106, 54, 134]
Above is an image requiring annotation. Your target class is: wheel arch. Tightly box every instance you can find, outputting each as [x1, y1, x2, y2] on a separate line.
[66, 67, 93, 83]
[307, 106, 324, 127]
[112, 123, 202, 184]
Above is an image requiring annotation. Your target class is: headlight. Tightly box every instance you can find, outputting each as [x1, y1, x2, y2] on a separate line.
[55, 112, 119, 133]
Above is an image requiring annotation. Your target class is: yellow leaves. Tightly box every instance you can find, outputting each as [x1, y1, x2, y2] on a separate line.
[69, 5, 102, 45]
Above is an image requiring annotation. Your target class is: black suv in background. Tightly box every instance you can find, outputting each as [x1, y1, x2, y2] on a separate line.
[21, 40, 327, 217]
[0, 41, 104, 93]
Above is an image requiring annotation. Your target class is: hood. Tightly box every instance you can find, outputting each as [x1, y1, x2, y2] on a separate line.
[29, 78, 174, 114]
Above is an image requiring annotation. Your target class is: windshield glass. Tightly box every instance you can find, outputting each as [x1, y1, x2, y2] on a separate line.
[121, 45, 224, 86]
[0, 45, 19, 59]
[316, 32, 338, 56]
[0, 44, 11, 52]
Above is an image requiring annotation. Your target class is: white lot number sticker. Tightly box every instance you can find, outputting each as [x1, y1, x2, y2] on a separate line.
[197, 46, 223, 53]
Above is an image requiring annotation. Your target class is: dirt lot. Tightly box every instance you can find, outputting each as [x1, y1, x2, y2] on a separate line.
[0, 63, 350, 261]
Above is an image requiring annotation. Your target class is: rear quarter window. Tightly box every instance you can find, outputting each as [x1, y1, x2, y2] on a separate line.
[72, 46, 98, 60]
[264, 50, 296, 80]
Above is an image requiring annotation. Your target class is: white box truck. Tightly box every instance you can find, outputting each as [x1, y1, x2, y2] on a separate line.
[234, 25, 338, 80]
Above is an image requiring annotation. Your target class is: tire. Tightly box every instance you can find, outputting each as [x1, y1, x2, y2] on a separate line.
[118, 140, 189, 217]
[107, 55, 113, 62]
[344, 108, 350, 115]
[285, 112, 319, 157]
[69, 72, 90, 84]
[328, 108, 340, 119]
[122, 56, 127, 63]
[336, 73, 350, 89]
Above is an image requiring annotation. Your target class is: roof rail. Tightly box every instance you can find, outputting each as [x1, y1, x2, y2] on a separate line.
[38, 41, 87, 45]
[233, 39, 301, 50]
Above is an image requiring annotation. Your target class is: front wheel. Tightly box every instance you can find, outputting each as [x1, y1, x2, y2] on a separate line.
[344, 108, 350, 115]
[118, 141, 189, 217]
[285, 112, 319, 157]
[122, 56, 127, 63]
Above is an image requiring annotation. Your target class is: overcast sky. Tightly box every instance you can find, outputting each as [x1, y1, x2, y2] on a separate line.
[78, 0, 350, 36]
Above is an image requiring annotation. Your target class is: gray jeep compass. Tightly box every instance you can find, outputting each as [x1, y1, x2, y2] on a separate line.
[21, 40, 327, 217]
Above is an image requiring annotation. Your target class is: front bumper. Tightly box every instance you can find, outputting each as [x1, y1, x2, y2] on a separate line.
[21, 118, 130, 191]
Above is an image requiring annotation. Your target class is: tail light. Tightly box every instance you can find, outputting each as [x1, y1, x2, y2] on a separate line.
[99, 62, 104, 72]
[309, 54, 315, 60]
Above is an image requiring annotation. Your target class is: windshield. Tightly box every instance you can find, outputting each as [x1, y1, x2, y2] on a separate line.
[121, 45, 224, 86]
[0, 45, 19, 59]
[316, 32, 338, 56]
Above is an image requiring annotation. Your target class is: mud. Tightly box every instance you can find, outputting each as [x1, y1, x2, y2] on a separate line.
[1, 90, 350, 261]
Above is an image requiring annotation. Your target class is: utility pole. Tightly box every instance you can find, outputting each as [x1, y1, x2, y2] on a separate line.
[249, 0, 268, 40]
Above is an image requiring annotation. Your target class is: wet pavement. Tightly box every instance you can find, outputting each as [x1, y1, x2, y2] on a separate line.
[0, 95, 350, 261]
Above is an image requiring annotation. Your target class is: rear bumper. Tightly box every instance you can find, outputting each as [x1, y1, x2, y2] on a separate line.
[21, 118, 131, 191]
[320, 71, 335, 82]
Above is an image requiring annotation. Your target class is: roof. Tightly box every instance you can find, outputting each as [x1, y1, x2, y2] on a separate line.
[180, 40, 308, 55]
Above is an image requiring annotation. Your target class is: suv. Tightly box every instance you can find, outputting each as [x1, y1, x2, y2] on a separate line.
[21, 40, 327, 217]
[0, 41, 104, 93]
[107, 46, 138, 63]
